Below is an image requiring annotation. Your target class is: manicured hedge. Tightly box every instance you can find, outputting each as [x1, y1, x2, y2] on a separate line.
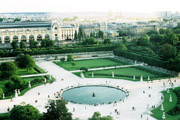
[0, 45, 118, 57]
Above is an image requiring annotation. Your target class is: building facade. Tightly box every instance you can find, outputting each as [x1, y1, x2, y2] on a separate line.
[0, 21, 78, 43]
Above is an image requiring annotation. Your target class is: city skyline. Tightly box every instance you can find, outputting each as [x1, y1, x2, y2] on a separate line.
[1, 0, 180, 13]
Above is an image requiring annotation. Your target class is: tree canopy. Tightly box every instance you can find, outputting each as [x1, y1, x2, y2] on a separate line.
[88, 112, 113, 120]
[15, 54, 35, 72]
[41, 100, 72, 120]
[10, 104, 41, 120]
[0, 62, 17, 79]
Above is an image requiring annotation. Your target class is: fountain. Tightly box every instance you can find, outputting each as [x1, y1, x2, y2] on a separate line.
[62, 85, 127, 105]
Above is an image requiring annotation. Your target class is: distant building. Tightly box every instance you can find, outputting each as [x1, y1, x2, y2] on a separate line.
[0, 21, 78, 43]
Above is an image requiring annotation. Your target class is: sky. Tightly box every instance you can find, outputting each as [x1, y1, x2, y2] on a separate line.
[0, 0, 180, 13]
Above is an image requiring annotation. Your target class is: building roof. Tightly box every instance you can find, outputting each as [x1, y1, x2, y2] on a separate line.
[0, 21, 51, 29]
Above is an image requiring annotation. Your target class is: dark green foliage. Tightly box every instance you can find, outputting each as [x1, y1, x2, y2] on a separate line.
[41, 100, 72, 120]
[60, 57, 65, 62]
[0, 88, 3, 98]
[0, 62, 17, 79]
[161, 43, 177, 59]
[167, 88, 180, 116]
[10, 104, 41, 120]
[113, 44, 127, 56]
[103, 39, 111, 44]
[117, 30, 127, 36]
[20, 41, 26, 49]
[15, 54, 35, 72]
[82, 37, 97, 45]
[163, 32, 179, 45]
[29, 40, 38, 49]
[13, 18, 21, 22]
[5, 76, 26, 92]
[11, 40, 18, 50]
[67, 55, 74, 61]
[147, 30, 158, 36]
[137, 34, 150, 46]
[80, 67, 88, 72]
[88, 112, 113, 120]
[150, 34, 163, 44]
[74, 30, 78, 40]
[41, 39, 54, 48]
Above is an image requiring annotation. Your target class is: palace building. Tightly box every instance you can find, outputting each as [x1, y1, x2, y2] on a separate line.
[0, 21, 78, 43]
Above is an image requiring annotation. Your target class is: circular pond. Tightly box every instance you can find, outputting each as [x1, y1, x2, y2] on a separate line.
[61, 85, 127, 105]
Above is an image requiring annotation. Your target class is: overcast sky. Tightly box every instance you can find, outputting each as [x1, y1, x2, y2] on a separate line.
[0, 0, 180, 13]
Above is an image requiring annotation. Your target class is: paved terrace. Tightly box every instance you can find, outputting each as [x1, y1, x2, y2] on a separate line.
[0, 60, 179, 120]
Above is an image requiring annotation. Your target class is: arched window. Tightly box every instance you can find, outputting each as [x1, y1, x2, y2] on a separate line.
[13, 36, 18, 42]
[21, 35, 27, 42]
[29, 35, 34, 40]
[37, 34, 42, 41]
[4, 36, 10, 43]
[45, 34, 50, 40]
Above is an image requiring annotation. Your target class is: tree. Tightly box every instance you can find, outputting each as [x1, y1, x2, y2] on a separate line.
[67, 55, 74, 61]
[159, 28, 166, 34]
[29, 40, 38, 49]
[0, 88, 3, 98]
[10, 104, 41, 120]
[98, 30, 104, 39]
[161, 43, 177, 59]
[117, 30, 127, 36]
[122, 37, 127, 44]
[0, 62, 17, 79]
[15, 54, 35, 72]
[88, 112, 113, 120]
[60, 57, 65, 62]
[137, 34, 150, 46]
[11, 40, 18, 50]
[41, 100, 72, 120]
[5, 76, 26, 92]
[41, 39, 54, 48]
[163, 32, 178, 45]
[103, 39, 111, 44]
[20, 41, 26, 49]
[147, 30, 158, 36]
[82, 37, 97, 45]
[74, 30, 78, 40]
[150, 34, 163, 44]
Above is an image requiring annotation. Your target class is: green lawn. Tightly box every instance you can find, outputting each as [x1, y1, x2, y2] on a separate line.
[74, 67, 171, 81]
[16, 65, 45, 75]
[151, 89, 180, 120]
[54, 58, 129, 71]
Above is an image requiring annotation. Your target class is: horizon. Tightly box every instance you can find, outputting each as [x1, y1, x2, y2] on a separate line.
[1, 0, 180, 13]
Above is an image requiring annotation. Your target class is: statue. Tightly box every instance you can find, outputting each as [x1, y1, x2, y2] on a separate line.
[92, 92, 95, 97]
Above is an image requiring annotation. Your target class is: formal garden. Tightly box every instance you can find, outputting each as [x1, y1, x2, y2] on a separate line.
[0, 54, 54, 100]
